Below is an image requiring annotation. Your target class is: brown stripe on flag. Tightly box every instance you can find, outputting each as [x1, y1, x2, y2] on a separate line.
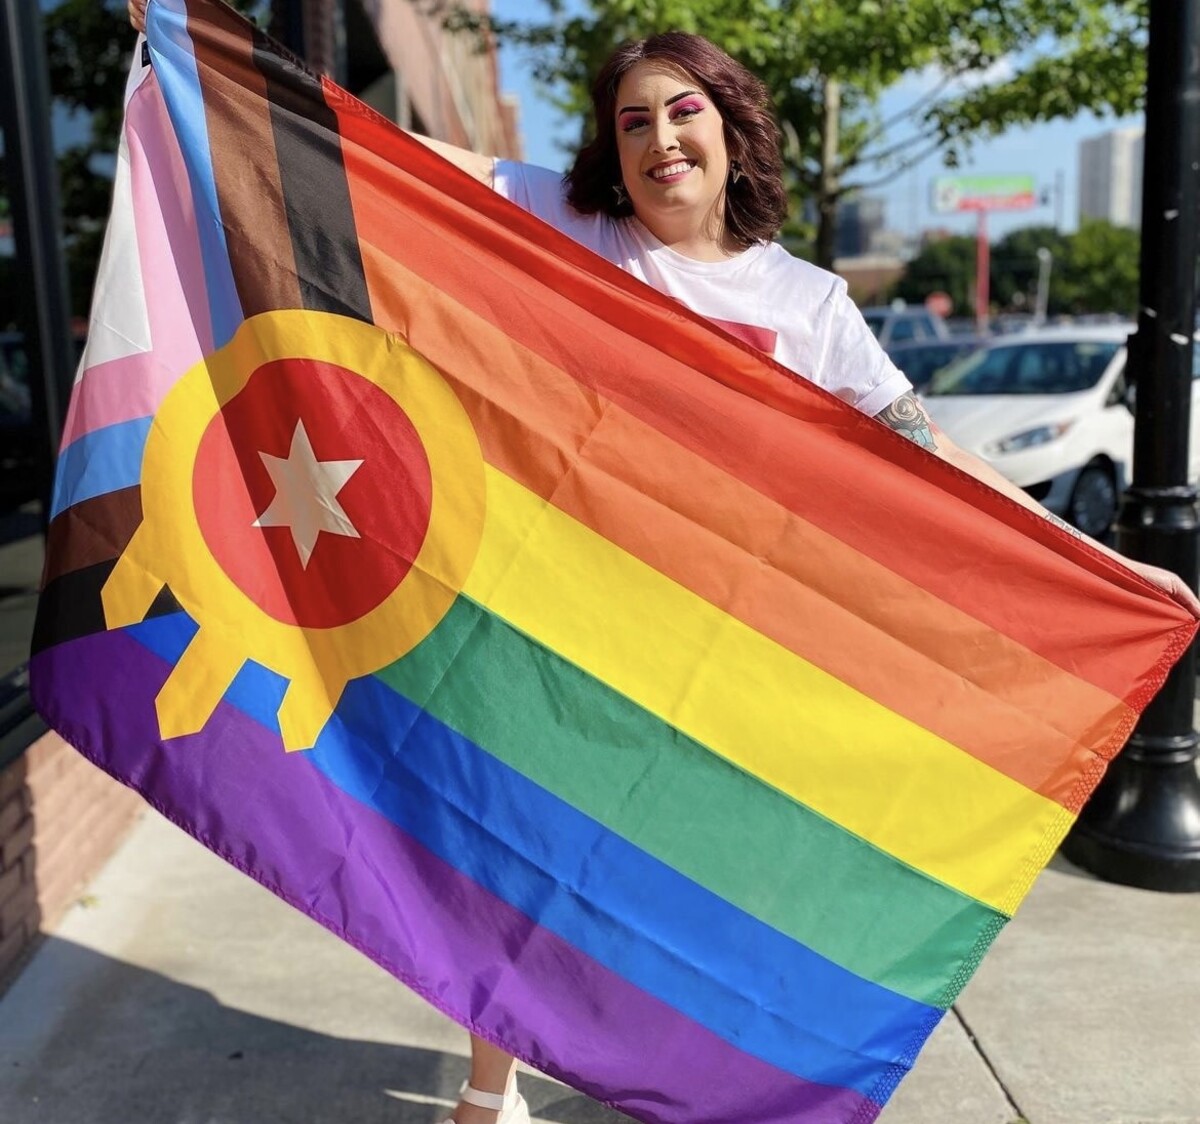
[36, 488, 185, 653]
[247, 34, 372, 320]
[42, 487, 143, 586]
[187, 1, 302, 315]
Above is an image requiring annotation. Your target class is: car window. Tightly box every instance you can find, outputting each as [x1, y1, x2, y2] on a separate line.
[863, 312, 886, 339]
[927, 341, 1120, 396]
[891, 342, 977, 390]
[889, 318, 915, 343]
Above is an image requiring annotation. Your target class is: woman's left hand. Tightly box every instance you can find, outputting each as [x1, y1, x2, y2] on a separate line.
[1127, 559, 1200, 620]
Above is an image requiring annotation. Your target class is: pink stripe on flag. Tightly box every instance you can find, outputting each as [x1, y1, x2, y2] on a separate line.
[61, 73, 213, 451]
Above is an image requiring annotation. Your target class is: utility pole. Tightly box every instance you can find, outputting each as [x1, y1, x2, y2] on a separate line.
[1062, 0, 1200, 891]
[1033, 247, 1052, 325]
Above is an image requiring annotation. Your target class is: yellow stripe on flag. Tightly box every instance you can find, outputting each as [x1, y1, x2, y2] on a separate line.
[463, 466, 1073, 913]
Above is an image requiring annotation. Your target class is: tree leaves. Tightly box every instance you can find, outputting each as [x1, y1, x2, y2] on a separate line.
[464, 0, 1148, 268]
[893, 220, 1139, 315]
[22, 0, 267, 318]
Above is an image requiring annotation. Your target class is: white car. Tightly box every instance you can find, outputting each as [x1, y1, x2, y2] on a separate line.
[921, 325, 1200, 539]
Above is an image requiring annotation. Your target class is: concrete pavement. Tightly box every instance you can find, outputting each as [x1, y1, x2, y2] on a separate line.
[0, 797, 1198, 1124]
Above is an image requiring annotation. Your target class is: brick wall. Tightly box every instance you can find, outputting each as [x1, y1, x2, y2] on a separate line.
[0, 730, 141, 991]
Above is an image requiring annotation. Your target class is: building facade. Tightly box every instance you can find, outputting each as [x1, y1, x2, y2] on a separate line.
[270, 0, 523, 160]
[1078, 127, 1144, 228]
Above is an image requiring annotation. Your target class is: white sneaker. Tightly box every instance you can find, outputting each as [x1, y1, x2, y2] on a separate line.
[448, 1079, 531, 1124]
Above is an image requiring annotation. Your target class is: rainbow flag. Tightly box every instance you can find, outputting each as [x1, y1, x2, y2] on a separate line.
[31, 1, 1196, 1120]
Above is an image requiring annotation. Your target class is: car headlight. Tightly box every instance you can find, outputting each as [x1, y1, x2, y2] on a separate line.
[989, 421, 1074, 455]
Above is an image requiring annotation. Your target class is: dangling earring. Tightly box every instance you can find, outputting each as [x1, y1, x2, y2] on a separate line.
[729, 161, 744, 186]
[612, 182, 629, 206]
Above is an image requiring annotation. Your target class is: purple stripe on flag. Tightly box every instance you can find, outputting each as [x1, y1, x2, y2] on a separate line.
[30, 629, 882, 1124]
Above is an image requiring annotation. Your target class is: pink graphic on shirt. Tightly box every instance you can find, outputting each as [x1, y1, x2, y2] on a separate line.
[706, 315, 778, 355]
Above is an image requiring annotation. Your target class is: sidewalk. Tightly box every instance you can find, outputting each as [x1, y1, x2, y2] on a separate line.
[0, 795, 1198, 1124]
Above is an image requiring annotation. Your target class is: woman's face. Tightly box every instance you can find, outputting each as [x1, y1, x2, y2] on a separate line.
[613, 60, 730, 237]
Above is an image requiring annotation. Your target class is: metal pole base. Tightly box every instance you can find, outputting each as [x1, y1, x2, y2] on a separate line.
[1062, 746, 1200, 892]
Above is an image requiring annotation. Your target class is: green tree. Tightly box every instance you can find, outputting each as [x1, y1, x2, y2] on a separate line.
[2, 0, 267, 321]
[890, 234, 976, 314]
[1055, 219, 1140, 315]
[989, 225, 1067, 313]
[449, 0, 1146, 270]
[892, 220, 1138, 319]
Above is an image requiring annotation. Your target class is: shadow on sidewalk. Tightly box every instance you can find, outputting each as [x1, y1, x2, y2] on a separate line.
[0, 937, 631, 1124]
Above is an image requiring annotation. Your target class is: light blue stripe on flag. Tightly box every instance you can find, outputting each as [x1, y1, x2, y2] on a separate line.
[146, 0, 243, 348]
[51, 417, 153, 518]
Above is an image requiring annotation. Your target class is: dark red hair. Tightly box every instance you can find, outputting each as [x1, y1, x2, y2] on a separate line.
[565, 32, 788, 248]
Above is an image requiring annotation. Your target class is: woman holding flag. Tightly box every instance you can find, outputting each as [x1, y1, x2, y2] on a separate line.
[122, 4, 1200, 1123]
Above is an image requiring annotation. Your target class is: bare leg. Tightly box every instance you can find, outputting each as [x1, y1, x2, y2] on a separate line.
[449, 1034, 518, 1124]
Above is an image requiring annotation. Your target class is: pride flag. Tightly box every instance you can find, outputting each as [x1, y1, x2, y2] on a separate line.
[31, 1, 1195, 1120]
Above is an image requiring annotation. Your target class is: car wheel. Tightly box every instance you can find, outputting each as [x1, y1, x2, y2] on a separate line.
[1067, 463, 1117, 540]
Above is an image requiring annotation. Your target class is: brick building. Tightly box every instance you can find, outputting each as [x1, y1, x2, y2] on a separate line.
[274, 0, 523, 159]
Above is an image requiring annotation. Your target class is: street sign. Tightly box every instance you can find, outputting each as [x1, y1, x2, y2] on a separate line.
[931, 174, 1037, 214]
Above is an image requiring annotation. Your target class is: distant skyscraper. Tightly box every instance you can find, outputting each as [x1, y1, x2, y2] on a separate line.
[1078, 127, 1144, 228]
[833, 195, 887, 258]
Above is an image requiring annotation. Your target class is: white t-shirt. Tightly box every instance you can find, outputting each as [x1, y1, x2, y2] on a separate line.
[493, 161, 910, 417]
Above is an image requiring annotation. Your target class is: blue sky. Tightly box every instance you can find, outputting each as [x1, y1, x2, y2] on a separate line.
[489, 2, 1144, 242]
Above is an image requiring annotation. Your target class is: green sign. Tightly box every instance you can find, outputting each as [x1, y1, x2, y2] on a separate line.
[932, 175, 1037, 214]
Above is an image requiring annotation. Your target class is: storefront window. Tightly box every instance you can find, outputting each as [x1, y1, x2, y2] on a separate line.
[0, 331, 45, 681]
[0, 116, 53, 757]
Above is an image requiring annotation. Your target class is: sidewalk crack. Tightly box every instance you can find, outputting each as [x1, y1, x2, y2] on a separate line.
[952, 1003, 1028, 1122]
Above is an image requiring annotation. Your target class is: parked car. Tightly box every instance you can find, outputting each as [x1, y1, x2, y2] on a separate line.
[886, 336, 985, 392]
[944, 316, 982, 337]
[861, 305, 950, 348]
[920, 324, 1188, 540]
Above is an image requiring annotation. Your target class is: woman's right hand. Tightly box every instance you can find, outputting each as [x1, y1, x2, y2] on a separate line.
[128, 0, 148, 33]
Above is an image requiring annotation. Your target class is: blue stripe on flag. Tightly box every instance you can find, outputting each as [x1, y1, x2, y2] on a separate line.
[146, 0, 243, 347]
[51, 417, 153, 519]
[125, 608, 928, 1095]
[315, 674, 930, 1094]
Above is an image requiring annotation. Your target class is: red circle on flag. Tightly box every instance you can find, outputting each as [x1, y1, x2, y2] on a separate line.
[194, 357, 433, 628]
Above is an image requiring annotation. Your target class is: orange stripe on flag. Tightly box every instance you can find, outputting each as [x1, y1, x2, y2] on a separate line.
[329, 100, 1192, 711]
[358, 240, 1132, 810]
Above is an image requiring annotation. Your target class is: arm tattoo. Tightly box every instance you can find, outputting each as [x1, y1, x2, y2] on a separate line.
[876, 392, 938, 451]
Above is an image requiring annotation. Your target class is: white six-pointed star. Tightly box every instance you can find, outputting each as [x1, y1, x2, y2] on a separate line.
[252, 420, 364, 568]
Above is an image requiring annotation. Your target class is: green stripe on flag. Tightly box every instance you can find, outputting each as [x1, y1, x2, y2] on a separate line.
[376, 596, 1006, 1007]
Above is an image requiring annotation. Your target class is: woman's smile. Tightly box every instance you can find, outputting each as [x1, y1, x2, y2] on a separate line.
[646, 159, 696, 183]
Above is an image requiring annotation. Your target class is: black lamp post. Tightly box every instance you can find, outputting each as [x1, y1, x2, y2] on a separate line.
[1062, 0, 1200, 891]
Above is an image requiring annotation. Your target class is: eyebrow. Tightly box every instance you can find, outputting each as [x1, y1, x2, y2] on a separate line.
[616, 90, 702, 115]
